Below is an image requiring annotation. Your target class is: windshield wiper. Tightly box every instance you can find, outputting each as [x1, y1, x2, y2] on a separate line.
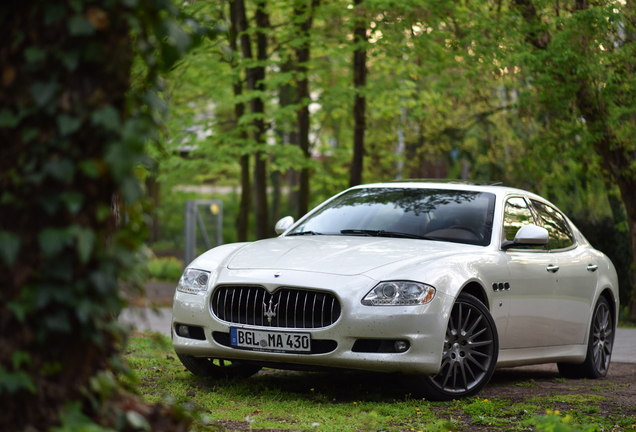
[340, 229, 432, 240]
[287, 231, 322, 236]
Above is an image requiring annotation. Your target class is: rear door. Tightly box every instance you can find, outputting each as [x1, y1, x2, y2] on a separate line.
[529, 200, 598, 346]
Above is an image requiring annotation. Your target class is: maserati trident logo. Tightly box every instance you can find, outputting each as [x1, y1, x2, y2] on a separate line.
[263, 298, 279, 323]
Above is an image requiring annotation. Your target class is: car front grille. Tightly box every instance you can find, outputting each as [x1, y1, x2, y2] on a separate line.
[211, 285, 341, 329]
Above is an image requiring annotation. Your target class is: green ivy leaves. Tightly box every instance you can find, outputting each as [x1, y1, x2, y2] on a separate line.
[37, 225, 95, 264]
[0, 231, 20, 266]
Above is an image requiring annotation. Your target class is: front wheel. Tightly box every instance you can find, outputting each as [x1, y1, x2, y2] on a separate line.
[408, 292, 499, 401]
[176, 353, 262, 379]
[557, 296, 613, 379]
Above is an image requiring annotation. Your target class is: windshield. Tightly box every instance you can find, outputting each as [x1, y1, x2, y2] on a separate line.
[288, 188, 496, 246]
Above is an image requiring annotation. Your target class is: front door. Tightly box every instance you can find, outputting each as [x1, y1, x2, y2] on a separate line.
[499, 196, 560, 349]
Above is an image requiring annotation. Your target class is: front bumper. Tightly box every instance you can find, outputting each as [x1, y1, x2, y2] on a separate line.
[171, 269, 452, 375]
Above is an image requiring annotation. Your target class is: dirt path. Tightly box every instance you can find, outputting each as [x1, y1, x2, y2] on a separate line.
[483, 362, 636, 414]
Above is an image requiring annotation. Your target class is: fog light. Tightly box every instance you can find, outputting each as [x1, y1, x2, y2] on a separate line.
[394, 341, 408, 352]
[178, 325, 190, 337]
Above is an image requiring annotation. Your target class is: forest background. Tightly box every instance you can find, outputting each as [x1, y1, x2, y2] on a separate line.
[1, 0, 635, 430]
[151, 0, 636, 317]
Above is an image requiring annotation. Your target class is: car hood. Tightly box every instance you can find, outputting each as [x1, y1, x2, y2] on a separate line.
[226, 235, 469, 276]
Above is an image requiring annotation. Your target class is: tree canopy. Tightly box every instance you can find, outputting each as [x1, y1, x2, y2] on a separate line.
[157, 0, 636, 314]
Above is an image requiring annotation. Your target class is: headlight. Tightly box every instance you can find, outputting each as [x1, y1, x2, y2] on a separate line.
[361, 281, 435, 306]
[177, 268, 211, 295]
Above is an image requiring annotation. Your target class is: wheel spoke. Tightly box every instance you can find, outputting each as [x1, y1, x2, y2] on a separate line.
[451, 362, 458, 389]
[466, 354, 487, 372]
[462, 309, 472, 333]
[466, 314, 483, 335]
[471, 326, 487, 339]
[441, 361, 454, 389]
[439, 356, 451, 370]
[592, 343, 601, 364]
[600, 349, 607, 370]
[464, 359, 477, 380]
[594, 349, 602, 370]
[458, 360, 468, 391]
[469, 339, 492, 348]
[601, 308, 609, 327]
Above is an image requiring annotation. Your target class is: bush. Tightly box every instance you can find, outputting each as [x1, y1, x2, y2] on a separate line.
[147, 256, 183, 281]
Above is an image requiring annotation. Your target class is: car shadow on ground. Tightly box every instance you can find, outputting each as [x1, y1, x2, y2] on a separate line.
[196, 362, 636, 411]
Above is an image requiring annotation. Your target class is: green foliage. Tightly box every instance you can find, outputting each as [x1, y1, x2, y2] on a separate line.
[530, 412, 600, 432]
[146, 256, 183, 281]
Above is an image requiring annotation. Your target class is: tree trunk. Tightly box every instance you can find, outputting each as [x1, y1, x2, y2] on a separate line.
[229, 0, 251, 242]
[349, 0, 367, 187]
[252, 0, 270, 239]
[277, 59, 300, 219]
[294, 0, 319, 217]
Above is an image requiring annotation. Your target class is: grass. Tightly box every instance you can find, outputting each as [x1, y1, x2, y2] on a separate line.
[122, 332, 636, 431]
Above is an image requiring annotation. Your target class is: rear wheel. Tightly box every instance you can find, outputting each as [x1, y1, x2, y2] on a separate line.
[176, 353, 262, 379]
[408, 292, 498, 401]
[557, 296, 613, 379]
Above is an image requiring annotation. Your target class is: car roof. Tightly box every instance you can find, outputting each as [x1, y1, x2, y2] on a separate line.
[350, 180, 541, 201]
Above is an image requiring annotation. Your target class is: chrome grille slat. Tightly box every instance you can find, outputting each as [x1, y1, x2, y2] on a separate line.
[312, 295, 317, 328]
[230, 289, 236, 323]
[222, 289, 229, 321]
[321, 296, 326, 328]
[238, 288, 244, 324]
[252, 292, 258, 324]
[211, 286, 341, 329]
[331, 298, 335, 324]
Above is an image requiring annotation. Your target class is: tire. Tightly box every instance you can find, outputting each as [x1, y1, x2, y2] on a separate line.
[176, 353, 262, 379]
[557, 296, 613, 379]
[408, 292, 499, 401]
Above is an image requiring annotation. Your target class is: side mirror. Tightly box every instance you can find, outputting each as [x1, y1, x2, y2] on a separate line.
[502, 224, 549, 249]
[274, 216, 295, 235]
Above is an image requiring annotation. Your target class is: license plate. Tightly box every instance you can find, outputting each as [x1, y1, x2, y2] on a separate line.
[230, 327, 311, 353]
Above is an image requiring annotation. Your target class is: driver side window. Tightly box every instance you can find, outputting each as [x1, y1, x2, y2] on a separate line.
[503, 197, 538, 247]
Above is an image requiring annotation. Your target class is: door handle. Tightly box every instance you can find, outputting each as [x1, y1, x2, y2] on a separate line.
[546, 264, 560, 273]
[587, 264, 598, 272]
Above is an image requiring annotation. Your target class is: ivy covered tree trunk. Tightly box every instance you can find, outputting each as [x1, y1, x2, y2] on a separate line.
[349, 0, 367, 187]
[0, 0, 200, 429]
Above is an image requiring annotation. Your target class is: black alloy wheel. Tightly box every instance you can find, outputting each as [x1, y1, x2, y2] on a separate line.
[408, 292, 499, 401]
[558, 295, 614, 379]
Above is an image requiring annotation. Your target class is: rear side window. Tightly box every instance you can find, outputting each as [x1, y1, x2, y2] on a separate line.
[530, 200, 574, 250]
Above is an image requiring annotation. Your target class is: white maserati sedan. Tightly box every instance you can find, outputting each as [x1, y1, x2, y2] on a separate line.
[171, 181, 618, 400]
